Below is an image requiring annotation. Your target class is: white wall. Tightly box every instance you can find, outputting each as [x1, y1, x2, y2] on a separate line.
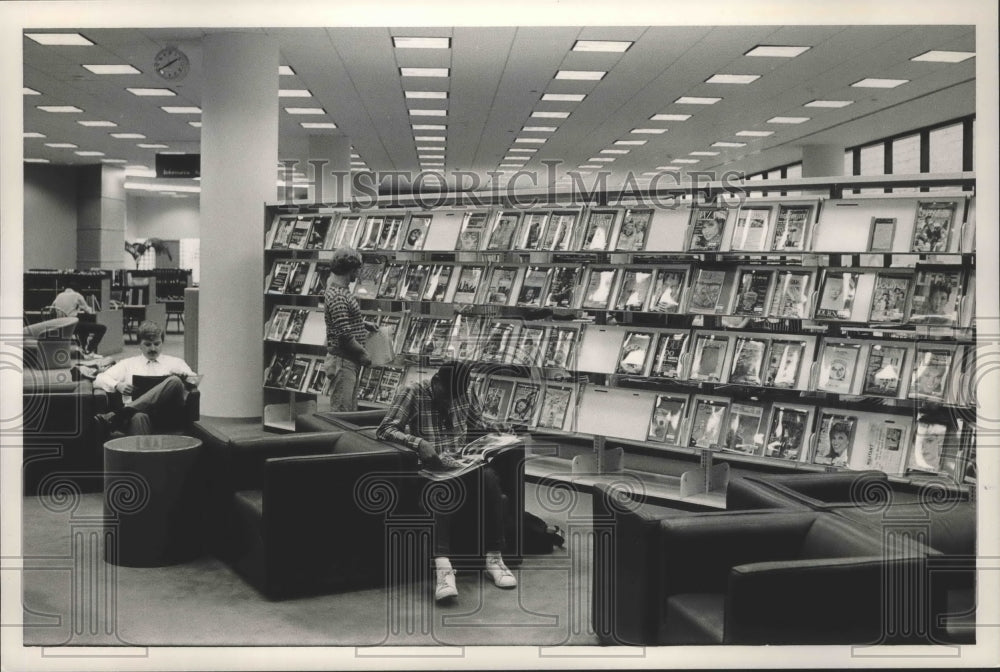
[23, 164, 78, 269]
[126, 193, 200, 241]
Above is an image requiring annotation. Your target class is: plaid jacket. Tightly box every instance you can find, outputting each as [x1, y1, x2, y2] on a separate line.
[323, 284, 366, 356]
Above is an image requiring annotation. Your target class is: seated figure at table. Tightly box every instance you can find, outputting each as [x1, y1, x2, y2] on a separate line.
[51, 282, 107, 358]
[94, 320, 199, 436]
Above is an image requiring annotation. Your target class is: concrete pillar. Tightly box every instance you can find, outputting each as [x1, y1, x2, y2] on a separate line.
[800, 144, 845, 178]
[199, 32, 278, 417]
[307, 133, 351, 204]
[76, 164, 126, 269]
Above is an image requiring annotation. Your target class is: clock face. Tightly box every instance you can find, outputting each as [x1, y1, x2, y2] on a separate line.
[154, 46, 189, 81]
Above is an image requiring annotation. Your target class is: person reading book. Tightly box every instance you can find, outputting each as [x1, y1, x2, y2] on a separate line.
[323, 247, 378, 411]
[93, 320, 198, 437]
[51, 282, 107, 359]
[376, 360, 517, 603]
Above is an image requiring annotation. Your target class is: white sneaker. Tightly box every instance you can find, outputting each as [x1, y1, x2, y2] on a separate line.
[485, 553, 517, 589]
[435, 568, 458, 601]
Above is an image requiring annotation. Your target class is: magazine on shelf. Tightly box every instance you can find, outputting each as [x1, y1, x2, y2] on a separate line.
[861, 344, 908, 397]
[486, 212, 521, 251]
[481, 378, 515, 422]
[480, 322, 515, 363]
[768, 270, 811, 319]
[377, 314, 404, 351]
[284, 355, 313, 391]
[909, 269, 962, 325]
[907, 420, 950, 473]
[859, 419, 908, 474]
[452, 265, 485, 304]
[307, 264, 331, 296]
[516, 267, 549, 307]
[543, 266, 581, 308]
[647, 394, 687, 445]
[336, 215, 362, 249]
[812, 412, 858, 467]
[266, 307, 292, 340]
[485, 266, 518, 305]
[266, 215, 295, 249]
[517, 212, 548, 250]
[614, 208, 652, 251]
[614, 269, 653, 312]
[456, 212, 489, 251]
[582, 210, 617, 251]
[536, 385, 572, 430]
[689, 334, 729, 382]
[377, 216, 405, 250]
[374, 366, 404, 404]
[732, 269, 773, 317]
[354, 259, 387, 299]
[422, 319, 452, 359]
[581, 268, 618, 310]
[729, 337, 768, 386]
[399, 264, 429, 301]
[687, 207, 729, 252]
[650, 331, 688, 379]
[723, 402, 766, 455]
[357, 366, 384, 401]
[762, 339, 805, 389]
[510, 326, 545, 366]
[616, 331, 653, 375]
[911, 201, 958, 253]
[307, 215, 333, 250]
[764, 404, 811, 461]
[266, 260, 294, 293]
[285, 261, 312, 295]
[447, 314, 487, 361]
[400, 215, 432, 251]
[264, 352, 294, 388]
[868, 273, 912, 323]
[419, 433, 524, 482]
[541, 212, 577, 251]
[306, 359, 327, 394]
[771, 205, 812, 251]
[401, 318, 434, 356]
[688, 269, 728, 314]
[649, 268, 687, 313]
[377, 263, 406, 299]
[817, 342, 862, 394]
[282, 308, 310, 342]
[286, 216, 314, 250]
[910, 346, 954, 402]
[730, 207, 771, 251]
[815, 271, 860, 320]
[422, 264, 454, 302]
[688, 396, 729, 449]
[357, 216, 383, 250]
[542, 327, 578, 369]
[507, 382, 541, 425]
[868, 217, 897, 252]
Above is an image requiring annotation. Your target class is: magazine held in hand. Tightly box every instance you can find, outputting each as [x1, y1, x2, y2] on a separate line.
[419, 433, 523, 481]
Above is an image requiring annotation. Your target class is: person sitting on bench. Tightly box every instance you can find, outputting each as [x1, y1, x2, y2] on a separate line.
[51, 283, 106, 358]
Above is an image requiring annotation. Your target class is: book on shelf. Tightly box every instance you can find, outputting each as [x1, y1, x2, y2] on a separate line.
[481, 377, 515, 422]
[517, 212, 548, 250]
[771, 204, 812, 252]
[615, 331, 653, 375]
[399, 264, 429, 301]
[456, 212, 489, 251]
[688, 396, 729, 449]
[486, 211, 521, 251]
[688, 268, 729, 314]
[811, 412, 858, 467]
[688, 333, 729, 382]
[418, 433, 524, 482]
[614, 208, 652, 251]
[376, 262, 406, 299]
[374, 366, 404, 404]
[687, 207, 729, 252]
[542, 327, 578, 369]
[286, 216, 314, 250]
[516, 267, 549, 307]
[763, 404, 812, 461]
[543, 266, 581, 308]
[266, 306, 292, 340]
[648, 267, 687, 313]
[282, 308, 310, 342]
[732, 269, 773, 317]
[730, 206, 772, 251]
[647, 394, 687, 445]
[541, 212, 577, 251]
[768, 270, 812, 319]
[354, 259, 387, 299]
[650, 331, 688, 379]
[510, 326, 545, 366]
[582, 210, 617, 251]
[357, 366, 384, 401]
[377, 216, 405, 250]
[480, 322, 515, 363]
[762, 339, 805, 389]
[908, 269, 962, 326]
[422, 264, 454, 302]
[723, 402, 766, 455]
[581, 268, 619, 310]
[485, 266, 518, 305]
[507, 382, 541, 425]
[729, 336, 768, 386]
[307, 215, 334, 250]
[861, 344, 908, 397]
[910, 345, 954, 402]
[452, 265, 485, 304]
[815, 271, 860, 320]
[266, 260, 294, 293]
[264, 351, 295, 388]
[614, 269, 653, 311]
[400, 215, 432, 251]
[911, 201, 959, 253]
[816, 341, 862, 394]
[868, 273, 912, 323]
[536, 385, 572, 430]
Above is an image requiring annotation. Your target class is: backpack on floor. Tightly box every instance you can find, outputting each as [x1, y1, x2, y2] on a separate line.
[522, 512, 564, 554]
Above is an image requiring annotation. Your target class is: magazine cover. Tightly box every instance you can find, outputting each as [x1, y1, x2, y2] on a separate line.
[911, 201, 958, 253]
[771, 205, 812, 251]
[688, 269, 727, 314]
[507, 382, 541, 425]
[815, 271, 859, 320]
[357, 366, 384, 401]
[536, 386, 572, 430]
[868, 273, 912, 323]
[911, 346, 953, 402]
[543, 266, 581, 308]
[688, 397, 729, 448]
[306, 215, 332, 250]
[861, 344, 908, 397]
[732, 269, 773, 317]
[485, 266, 518, 305]
[516, 267, 549, 307]
[649, 268, 687, 313]
[486, 212, 521, 251]
[282, 308, 309, 342]
[650, 332, 688, 379]
[909, 269, 962, 325]
[401, 317, 434, 356]
[541, 212, 577, 251]
[861, 420, 908, 474]
[817, 342, 862, 394]
[377, 215, 405, 250]
[422, 319, 452, 359]
[447, 314, 486, 361]
[452, 265, 485, 303]
[357, 216, 384, 250]
[286, 216, 314, 250]
[689, 334, 729, 382]
[510, 326, 545, 366]
[647, 394, 687, 444]
[481, 378, 515, 421]
[762, 339, 804, 389]
[480, 322, 515, 363]
[284, 261, 311, 295]
[616, 331, 653, 375]
[374, 367, 404, 404]
[614, 208, 652, 251]
[542, 327, 578, 368]
[730, 207, 771, 251]
[581, 268, 618, 309]
[354, 259, 386, 299]
[812, 413, 858, 467]
[764, 405, 810, 460]
[400, 215, 431, 251]
[729, 337, 767, 386]
[687, 207, 728, 251]
[517, 212, 548, 250]
[399, 264, 429, 301]
[614, 270, 653, 312]
[266, 260, 293, 293]
[456, 212, 489, 251]
[267, 215, 295, 249]
[376, 262, 406, 299]
[264, 351, 294, 387]
[336, 215, 362, 249]
[284, 355, 313, 391]
[307, 264, 331, 296]
[868, 216, 897, 252]
[768, 270, 811, 319]
[306, 359, 327, 394]
[266, 307, 292, 340]
[422, 264, 454, 302]
[582, 210, 617, 250]
[723, 403, 766, 455]
[378, 314, 403, 351]
[908, 420, 949, 472]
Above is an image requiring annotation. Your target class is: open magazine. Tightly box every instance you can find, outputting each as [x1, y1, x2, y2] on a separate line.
[419, 433, 523, 482]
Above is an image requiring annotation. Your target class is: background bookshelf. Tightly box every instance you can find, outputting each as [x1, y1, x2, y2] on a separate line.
[23, 269, 124, 355]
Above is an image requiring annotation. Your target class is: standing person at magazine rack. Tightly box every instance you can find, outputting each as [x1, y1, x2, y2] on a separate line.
[376, 359, 518, 602]
[322, 247, 379, 411]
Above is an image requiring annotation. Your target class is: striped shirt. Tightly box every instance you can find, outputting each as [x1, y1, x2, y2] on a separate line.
[323, 284, 366, 357]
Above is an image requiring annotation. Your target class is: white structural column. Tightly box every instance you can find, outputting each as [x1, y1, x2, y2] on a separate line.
[199, 33, 279, 416]
[308, 134, 352, 203]
[800, 144, 845, 178]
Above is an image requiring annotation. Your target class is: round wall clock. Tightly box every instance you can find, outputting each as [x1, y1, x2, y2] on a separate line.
[153, 46, 190, 81]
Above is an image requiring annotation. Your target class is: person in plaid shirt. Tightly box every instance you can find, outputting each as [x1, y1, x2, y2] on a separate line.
[377, 360, 517, 602]
[323, 247, 377, 411]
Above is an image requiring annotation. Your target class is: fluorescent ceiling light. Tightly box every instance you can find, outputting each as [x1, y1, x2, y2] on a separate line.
[188, 121, 202, 128]
[38, 105, 82, 113]
[23, 132, 46, 138]
[75, 150, 105, 156]
[24, 158, 50, 163]
[101, 158, 127, 163]
[124, 182, 201, 193]
[675, 96, 721, 105]
[655, 165, 681, 170]
[418, 155, 445, 160]
[405, 91, 448, 99]
[416, 146, 445, 151]
[852, 78, 908, 88]
[767, 116, 809, 124]
[111, 132, 145, 139]
[650, 113, 691, 121]
[421, 163, 444, 167]
[414, 135, 446, 142]
[279, 65, 295, 75]
[77, 120, 117, 127]
[522, 126, 557, 132]
[805, 99, 854, 108]
[589, 157, 615, 162]
[284, 107, 324, 115]
[745, 45, 810, 58]
[532, 111, 570, 118]
[541, 93, 586, 102]
[600, 149, 629, 154]
[615, 140, 646, 145]
[706, 74, 760, 84]
[350, 153, 360, 159]
[412, 124, 446, 130]
[300, 122, 338, 129]
[508, 148, 537, 153]
[26, 32, 93, 46]
[23, 87, 41, 95]
[671, 158, 699, 164]
[408, 109, 447, 116]
[579, 165, 602, 169]
[279, 89, 312, 97]
[515, 138, 546, 143]
[555, 70, 606, 80]
[631, 128, 667, 134]
[44, 143, 78, 148]
[642, 171, 660, 176]
[400, 67, 449, 77]
[126, 165, 154, 174]
[912, 50, 975, 63]
[137, 143, 169, 148]
[393, 37, 451, 49]
[503, 157, 527, 163]
[499, 165, 524, 169]
[83, 64, 141, 74]
[127, 87, 175, 96]
[690, 151, 719, 156]
[161, 106, 201, 114]
[712, 141, 746, 148]
[735, 130, 774, 137]
[572, 40, 632, 53]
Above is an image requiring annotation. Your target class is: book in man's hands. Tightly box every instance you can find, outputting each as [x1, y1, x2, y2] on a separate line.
[419, 433, 523, 481]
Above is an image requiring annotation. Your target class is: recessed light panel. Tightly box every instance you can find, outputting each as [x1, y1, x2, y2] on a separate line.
[45, 143, 78, 148]
[416, 146, 445, 151]
[75, 150, 105, 156]
[188, 121, 202, 128]
[278, 89, 312, 97]
[161, 106, 201, 114]
[508, 148, 537, 153]
[655, 165, 681, 171]
[631, 128, 667, 134]
[393, 37, 451, 49]
[23, 87, 41, 95]
[137, 143, 169, 149]
[300, 122, 338, 129]
[600, 149, 629, 154]
[77, 120, 117, 127]
[674, 96, 721, 105]
[705, 74, 760, 84]
[555, 70, 606, 80]
[522, 126, 557, 132]
[615, 140, 646, 145]
[911, 50, 975, 63]
[589, 157, 615, 162]
[745, 45, 810, 58]
[23, 132, 46, 138]
[101, 158, 127, 163]
[400, 67, 450, 77]
[767, 116, 809, 124]
[279, 65, 296, 75]
[26, 32, 94, 46]
[735, 130, 774, 137]
[413, 124, 446, 130]
[24, 158, 50, 163]
[852, 78, 908, 88]
[532, 111, 570, 118]
[690, 151, 719, 156]
[541, 93, 586, 102]
[805, 99, 854, 108]
[83, 64, 141, 74]
[671, 158, 699, 164]
[408, 109, 447, 116]
[418, 155, 444, 160]
[127, 88, 175, 96]
[572, 40, 632, 52]
[515, 138, 546, 144]
[650, 113, 691, 121]
[405, 91, 448, 99]
[38, 105, 82, 113]
[283, 107, 325, 115]
[111, 133, 145, 139]
[712, 141, 746, 148]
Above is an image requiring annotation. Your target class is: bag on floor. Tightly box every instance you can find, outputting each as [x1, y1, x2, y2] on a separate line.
[522, 511, 564, 554]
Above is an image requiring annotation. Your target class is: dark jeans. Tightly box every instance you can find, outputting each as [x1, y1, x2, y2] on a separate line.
[75, 314, 107, 353]
[431, 464, 506, 557]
